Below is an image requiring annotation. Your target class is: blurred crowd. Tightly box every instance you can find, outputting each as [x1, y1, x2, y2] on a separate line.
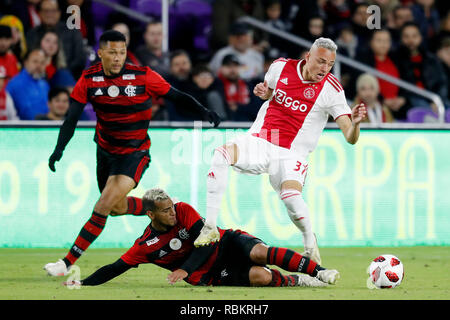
[0, 0, 449, 124]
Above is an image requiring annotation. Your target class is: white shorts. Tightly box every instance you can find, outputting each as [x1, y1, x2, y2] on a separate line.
[229, 134, 309, 193]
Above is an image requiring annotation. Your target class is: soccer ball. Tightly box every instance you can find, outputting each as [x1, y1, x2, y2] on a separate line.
[367, 254, 404, 289]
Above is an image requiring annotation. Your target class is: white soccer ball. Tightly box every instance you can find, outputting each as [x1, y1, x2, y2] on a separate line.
[367, 254, 404, 289]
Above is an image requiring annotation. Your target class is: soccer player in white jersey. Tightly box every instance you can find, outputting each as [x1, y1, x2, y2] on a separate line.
[194, 38, 367, 264]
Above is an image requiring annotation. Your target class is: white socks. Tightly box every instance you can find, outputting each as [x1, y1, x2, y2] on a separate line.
[280, 189, 315, 249]
[205, 146, 231, 227]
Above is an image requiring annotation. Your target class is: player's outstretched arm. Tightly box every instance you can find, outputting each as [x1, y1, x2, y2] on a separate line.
[336, 103, 367, 145]
[163, 87, 221, 127]
[48, 99, 85, 172]
[64, 258, 133, 287]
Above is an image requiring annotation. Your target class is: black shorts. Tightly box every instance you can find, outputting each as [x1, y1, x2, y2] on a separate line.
[208, 230, 265, 286]
[96, 146, 151, 192]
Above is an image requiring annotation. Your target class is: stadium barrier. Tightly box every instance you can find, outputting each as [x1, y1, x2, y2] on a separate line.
[1, 124, 449, 248]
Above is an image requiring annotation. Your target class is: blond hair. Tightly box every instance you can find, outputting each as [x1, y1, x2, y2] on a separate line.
[356, 73, 379, 94]
[142, 188, 170, 211]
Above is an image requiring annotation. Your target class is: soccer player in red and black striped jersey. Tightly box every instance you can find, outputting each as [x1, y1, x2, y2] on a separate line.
[44, 30, 220, 276]
[63, 188, 340, 288]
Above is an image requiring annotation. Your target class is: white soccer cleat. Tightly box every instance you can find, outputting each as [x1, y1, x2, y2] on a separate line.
[194, 224, 220, 247]
[294, 274, 329, 287]
[317, 269, 340, 285]
[302, 233, 322, 265]
[44, 259, 70, 276]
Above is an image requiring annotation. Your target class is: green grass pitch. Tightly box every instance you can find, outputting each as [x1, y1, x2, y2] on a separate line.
[1, 246, 449, 300]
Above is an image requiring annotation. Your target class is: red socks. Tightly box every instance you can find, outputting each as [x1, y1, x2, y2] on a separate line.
[64, 212, 107, 266]
[266, 247, 319, 276]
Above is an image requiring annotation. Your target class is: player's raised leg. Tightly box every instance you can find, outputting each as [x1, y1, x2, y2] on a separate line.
[279, 180, 321, 264]
[44, 175, 135, 276]
[194, 144, 237, 246]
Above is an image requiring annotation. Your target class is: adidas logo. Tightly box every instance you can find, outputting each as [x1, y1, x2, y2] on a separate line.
[207, 172, 216, 179]
[280, 77, 288, 85]
[159, 250, 167, 258]
[94, 88, 103, 96]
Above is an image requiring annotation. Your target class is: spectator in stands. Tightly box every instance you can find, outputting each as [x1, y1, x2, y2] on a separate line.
[6, 48, 49, 120]
[300, 15, 327, 42]
[411, 0, 441, 49]
[135, 21, 170, 78]
[26, 0, 86, 79]
[111, 22, 141, 66]
[167, 50, 193, 92]
[35, 86, 69, 120]
[0, 66, 18, 120]
[261, 0, 289, 55]
[395, 22, 449, 111]
[355, 29, 408, 119]
[367, 0, 400, 28]
[336, 25, 358, 59]
[190, 64, 228, 121]
[390, 4, 414, 49]
[209, 22, 264, 82]
[322, 0, 351, 37]
[0, 15, 27, 62]
[210, 0, 265, 51]
[217, 53, 260, 121]
[60, 0, 96, 47]
[7, 0, 41, 34]
[353, 73, 393, 124]
[165, 50, 196, 121]
[350, 2, 373, 50]
[0, 25, 19, 86]
[38, 29, 75, 90]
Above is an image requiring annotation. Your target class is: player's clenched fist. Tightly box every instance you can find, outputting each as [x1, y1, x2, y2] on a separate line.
[253, 80, 270, 99]
[351, 103, 367, 125]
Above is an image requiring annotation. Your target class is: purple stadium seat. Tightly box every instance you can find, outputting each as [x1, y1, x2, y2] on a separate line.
[176, 0, 212, 16]
[131, 0, 165, 16]
[91, 0, 121, 27]
[446, 109, 450, 123]
[407, 107, 438, 123]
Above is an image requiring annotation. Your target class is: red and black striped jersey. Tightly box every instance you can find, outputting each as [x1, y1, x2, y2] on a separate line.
[70, 62, 171, 155]
[120, 202, 226, 285]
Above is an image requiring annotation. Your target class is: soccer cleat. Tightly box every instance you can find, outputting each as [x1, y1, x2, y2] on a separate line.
[317, 269, 340, 285]
[193, 224, 220, 247]
[294, 274, 329, 287]
[44, 259, 70, 276]
[302, 233, 321, 265]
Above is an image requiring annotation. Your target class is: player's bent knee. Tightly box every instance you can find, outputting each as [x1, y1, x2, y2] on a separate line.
[249, 266, 272, 287]
[249, 243, 269, 265]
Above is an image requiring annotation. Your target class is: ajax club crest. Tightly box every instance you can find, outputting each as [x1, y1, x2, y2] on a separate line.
[303, 87, 315, 99]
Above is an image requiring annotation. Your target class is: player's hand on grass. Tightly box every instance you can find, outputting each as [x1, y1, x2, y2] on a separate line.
[205, 109, 221, 128]
[351, 103, 367, 125]
[167, 269, 188, 285]
[49, 149, 63, 172]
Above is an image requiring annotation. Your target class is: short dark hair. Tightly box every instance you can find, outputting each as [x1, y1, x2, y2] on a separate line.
[48, 87, 69, 101]
[400, 21, 420, 35]
[169, 49, 190, 64]
[99, 30, 126, 48]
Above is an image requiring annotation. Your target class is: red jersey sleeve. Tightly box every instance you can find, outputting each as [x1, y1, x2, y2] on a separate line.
[145, 67, 171, 97]
[120, 242, 148, 266]
[70, 72, 88, 104]
[175, 202, 203, 231]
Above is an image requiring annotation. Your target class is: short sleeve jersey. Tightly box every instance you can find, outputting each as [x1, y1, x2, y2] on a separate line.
[120, 202, 226, 285]
[71, 62, 171, 155]
[249, 58, 351, 158]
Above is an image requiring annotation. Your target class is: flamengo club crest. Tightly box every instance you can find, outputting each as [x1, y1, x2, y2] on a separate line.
[125, 85, 136, 97]
[303, 87, 315, 99]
